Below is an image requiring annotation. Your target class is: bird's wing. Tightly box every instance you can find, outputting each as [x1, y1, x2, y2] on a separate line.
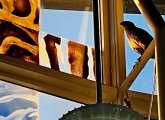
[135, 27, 153, 48]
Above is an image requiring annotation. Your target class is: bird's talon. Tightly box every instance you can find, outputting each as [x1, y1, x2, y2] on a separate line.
[133, 59, 140, 68]
[137, 57, 141, 62]
[133, 63, 137, 68]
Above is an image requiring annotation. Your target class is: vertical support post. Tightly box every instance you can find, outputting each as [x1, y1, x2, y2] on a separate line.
[99, 0, 112, 86]
[93, 0, 103, 103]
[155, 26, 165, 120]
[100, 0, 125, 87]
[133, 0, 165, 119]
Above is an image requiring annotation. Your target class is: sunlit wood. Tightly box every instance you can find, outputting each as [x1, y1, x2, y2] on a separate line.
[155, 26, 165, 120]
[100, 0, 112, 86]
[121, 40, 155, 90]
[0, 55, 117, 104]
[128, 91, 158, 119]
[118, 39, 155, 105]
[100, 0, 126, 87]
[0, 55, 158, 118]
[124, 0, 165, 15]
[42, 0, 92, 11]
[133, 0, 164, 33]
[133, 1, 165, 119]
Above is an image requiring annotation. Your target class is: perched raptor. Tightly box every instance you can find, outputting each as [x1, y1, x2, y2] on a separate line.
[120, 21, 154, 60]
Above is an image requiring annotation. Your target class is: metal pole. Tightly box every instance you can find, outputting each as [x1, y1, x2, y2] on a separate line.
[155, 26, 165, 120]
[93, 0, 103, 103]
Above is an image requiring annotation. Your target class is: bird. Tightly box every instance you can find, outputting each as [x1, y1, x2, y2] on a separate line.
[120, 21, 154, 61]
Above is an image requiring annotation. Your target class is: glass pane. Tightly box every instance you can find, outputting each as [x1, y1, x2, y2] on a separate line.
[40, 3, 95, 80]
[0, 1, 92, 119]
[39, 2, 93, 119]
[0, 0, 95, 80]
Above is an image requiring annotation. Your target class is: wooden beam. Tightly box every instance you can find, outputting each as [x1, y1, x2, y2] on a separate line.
[41, 0, 165, 15]
[121, 40, 155, 90]
[133, 0, 165, 33]
[113, 0, 126, 86]
[133, 1, 165, 119]
[155, 26, 165, 120]
[118, 39, 155, 104]
[41, 0, 92, 11]
[99, 0, 112, 86]
[123, 0, 165, 15]
[0, 55, 158, 119]
[128, 91, 158, 119]
[0, 55, 117, 104]
[100, 0, 126, 86]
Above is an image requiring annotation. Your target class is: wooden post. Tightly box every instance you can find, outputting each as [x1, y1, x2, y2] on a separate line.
[155, 26, 165, 120]
[133, 0, 165, 119]
[133, 0, 164, 33]
[100, 0, 125, 87]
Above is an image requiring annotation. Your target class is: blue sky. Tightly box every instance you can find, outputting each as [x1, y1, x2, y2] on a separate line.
[40, 9, 94, 46]
[39, 9, 158, 119]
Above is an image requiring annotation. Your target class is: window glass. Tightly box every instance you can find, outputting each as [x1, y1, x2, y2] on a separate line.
[41, 9, 94, 46]
[40, 7, 95, 80]
[39, 2, 93, 119]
